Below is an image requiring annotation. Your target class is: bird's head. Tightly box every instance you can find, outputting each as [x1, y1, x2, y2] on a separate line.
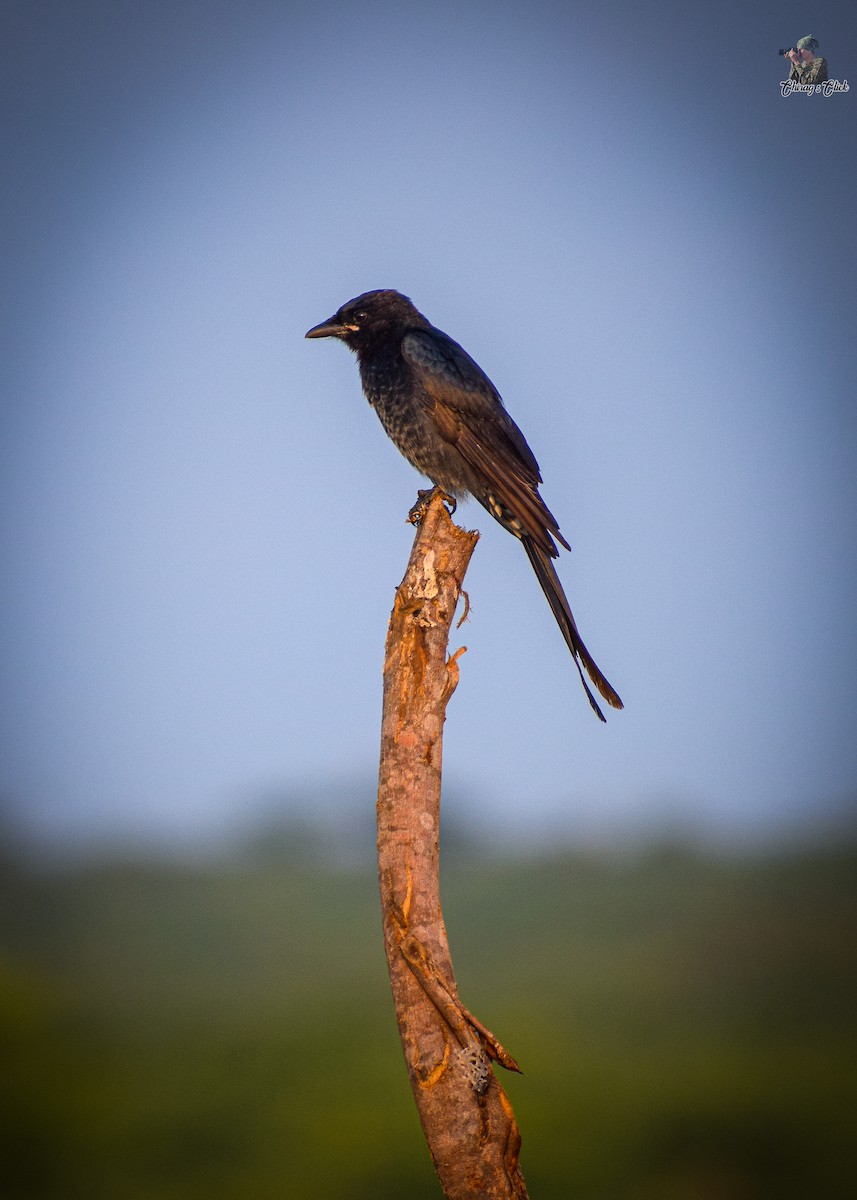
[305, 289, 425, 351]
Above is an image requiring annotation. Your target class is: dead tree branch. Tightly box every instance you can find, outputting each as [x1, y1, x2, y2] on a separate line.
[376, 490, 529, 1199]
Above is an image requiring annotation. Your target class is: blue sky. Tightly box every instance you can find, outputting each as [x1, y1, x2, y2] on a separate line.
[2, 0, 855, 852]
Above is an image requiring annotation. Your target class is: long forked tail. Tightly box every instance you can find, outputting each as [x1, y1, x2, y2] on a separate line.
[522, 537, 623, 722]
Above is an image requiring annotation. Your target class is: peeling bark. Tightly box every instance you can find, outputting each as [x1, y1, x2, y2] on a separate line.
[377, 492, 529, 1199]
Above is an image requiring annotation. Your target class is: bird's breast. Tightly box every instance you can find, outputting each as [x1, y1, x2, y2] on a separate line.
[358, 350, 470, 496]
[360, 354, 420, 441]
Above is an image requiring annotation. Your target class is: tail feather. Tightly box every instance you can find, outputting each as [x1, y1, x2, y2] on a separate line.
[522, 537, 623, 722]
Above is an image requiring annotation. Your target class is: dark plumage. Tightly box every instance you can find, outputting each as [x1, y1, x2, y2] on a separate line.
[306, 289, 622, 720]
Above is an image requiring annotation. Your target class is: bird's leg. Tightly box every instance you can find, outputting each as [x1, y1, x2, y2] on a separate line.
[407, 485, 457, 526]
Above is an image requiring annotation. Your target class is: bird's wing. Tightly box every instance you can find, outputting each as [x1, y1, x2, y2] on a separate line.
[402, 328, 569, 556]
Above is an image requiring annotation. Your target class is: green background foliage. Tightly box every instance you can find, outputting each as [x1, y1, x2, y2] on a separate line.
[1, 841, 855, 1198]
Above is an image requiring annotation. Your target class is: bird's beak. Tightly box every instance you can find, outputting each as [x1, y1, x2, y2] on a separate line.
[305, 316, 358, 339]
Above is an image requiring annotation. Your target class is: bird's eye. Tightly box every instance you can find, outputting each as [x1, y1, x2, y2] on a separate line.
[354, 310, 368, 322]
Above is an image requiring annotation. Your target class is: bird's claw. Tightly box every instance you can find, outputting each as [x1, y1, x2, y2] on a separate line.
[408, 486, 457, 526]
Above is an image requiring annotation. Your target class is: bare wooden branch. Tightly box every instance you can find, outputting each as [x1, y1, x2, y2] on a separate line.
[377, 491, 529, 1199]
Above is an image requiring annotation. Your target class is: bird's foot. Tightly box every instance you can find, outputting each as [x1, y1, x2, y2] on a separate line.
[407, 486, 457, 526]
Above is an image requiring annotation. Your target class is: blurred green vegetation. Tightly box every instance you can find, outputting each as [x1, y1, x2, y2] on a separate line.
[1, 836, 855, 1198]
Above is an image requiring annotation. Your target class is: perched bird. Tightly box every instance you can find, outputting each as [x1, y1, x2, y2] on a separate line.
[306, 289, 622, 721]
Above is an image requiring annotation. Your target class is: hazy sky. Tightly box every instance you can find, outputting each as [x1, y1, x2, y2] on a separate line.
[2, 0, 855, 851]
